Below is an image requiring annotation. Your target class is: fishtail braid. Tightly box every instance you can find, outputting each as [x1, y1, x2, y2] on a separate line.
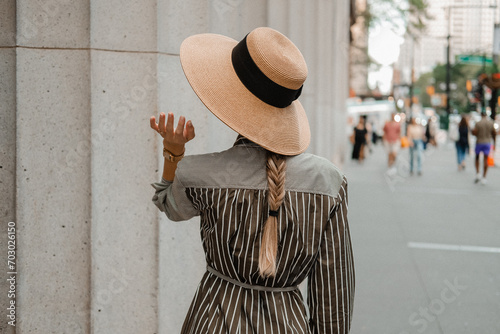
[259, 151, 286, 277]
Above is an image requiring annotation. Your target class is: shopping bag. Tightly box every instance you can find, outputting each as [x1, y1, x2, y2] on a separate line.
[487, 145, 495, 167]
[401, 136, 410, 148]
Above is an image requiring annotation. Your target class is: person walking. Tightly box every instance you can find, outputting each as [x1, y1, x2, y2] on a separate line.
[351, 116, 368, 162]
[382, 113, 401, 168]
[150, 27, 355, 333]
[455, 116, 470, 171]
[407, 118, 426, 176]
[424, 117, 436, 149]
[472, 111, 496, 184]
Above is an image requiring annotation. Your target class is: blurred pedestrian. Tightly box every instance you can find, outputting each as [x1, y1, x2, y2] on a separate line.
[424, 117, 436, 149]
[351, 116, 368, 162]
[472, 110, 496, 184]
[455, 116, 470, 171]
[407, 118, 426, 175]
[150, 27, 355, 333]
[383, 113, 401, 168]
[365, 120, 373, 153]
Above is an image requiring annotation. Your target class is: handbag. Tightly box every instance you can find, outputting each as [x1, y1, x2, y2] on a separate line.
[401, 136, 410, 148]
[487, 145, 495, 167]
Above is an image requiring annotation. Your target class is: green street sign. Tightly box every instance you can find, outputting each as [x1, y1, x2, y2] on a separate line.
[456, 55, 493, 65]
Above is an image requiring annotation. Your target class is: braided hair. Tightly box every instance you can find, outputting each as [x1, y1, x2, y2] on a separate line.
[259, 151, 286, 277]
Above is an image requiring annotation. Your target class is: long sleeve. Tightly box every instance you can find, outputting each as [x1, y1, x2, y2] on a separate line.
[307, 178, 355, 334]
[151, 176, 199, 221]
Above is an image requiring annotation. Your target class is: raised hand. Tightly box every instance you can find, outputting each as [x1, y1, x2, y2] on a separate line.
[150, 112, 195, 155]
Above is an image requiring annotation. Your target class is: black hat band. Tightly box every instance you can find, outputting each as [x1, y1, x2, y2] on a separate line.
[231, 35, 302, 108]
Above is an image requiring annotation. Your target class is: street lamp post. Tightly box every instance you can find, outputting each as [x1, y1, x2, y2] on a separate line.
[446, 34, 451, 114]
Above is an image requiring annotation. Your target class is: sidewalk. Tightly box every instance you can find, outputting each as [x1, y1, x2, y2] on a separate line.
[344, 142, 500, 334]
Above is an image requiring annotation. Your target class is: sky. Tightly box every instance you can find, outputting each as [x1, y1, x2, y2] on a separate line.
[366, 0, 408, 95]
[367, 22, 406, 94]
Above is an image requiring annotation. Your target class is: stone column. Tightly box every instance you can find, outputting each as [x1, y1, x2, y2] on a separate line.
[156, 0, 267, 332]
[331, 0, 351, 166]
[314, 0, 336, 160]
[0, 1, 17, 333]
[156, 3, 212, 332]
[89, 0, 159, 332]
[15, 1, 92, 333]
[267, 0, 350, 165]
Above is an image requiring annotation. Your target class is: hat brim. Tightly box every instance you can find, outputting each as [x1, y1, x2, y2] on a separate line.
[180, 33, 310, 156]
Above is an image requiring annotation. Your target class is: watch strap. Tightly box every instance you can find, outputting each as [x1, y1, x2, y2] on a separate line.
[163, 147, 185, 162]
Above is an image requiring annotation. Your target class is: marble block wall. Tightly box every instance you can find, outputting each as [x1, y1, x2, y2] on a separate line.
[1, 0, 349, 333]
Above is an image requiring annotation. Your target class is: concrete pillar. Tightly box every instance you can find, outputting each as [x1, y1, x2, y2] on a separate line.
[267, 0, 289, 34]
[314, 0, 336, 160]
[331, 0, 351, 166]
[156, 55, 210, 334]
[156, 1, 267, 332]
[0, 1, 17, 333]
[157, 3, 211, 332]
[17, 47, 92, 334]
[267, 0, 350, 165]
[15, 0, 92, 332]
[90, 0, 159, 332]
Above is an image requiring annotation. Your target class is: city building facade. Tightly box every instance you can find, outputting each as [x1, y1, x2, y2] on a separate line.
[397, 0, 500, 85]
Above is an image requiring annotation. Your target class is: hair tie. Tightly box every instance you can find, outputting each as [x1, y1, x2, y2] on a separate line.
[269, 210, 279, 217]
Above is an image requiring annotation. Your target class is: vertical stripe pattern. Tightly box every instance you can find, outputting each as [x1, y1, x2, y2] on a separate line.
[180, 177, 354, 334]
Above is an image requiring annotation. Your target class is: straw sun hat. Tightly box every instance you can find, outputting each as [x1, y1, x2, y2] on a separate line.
[180, 27, 310, 156]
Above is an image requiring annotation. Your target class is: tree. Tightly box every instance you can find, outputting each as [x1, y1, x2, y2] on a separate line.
[415, 61, 500, 114]
[405, 0, 433, 38]
[349, 0, 431, 97]
[365, 0, 432, 39]
[413, 72, 433, 107]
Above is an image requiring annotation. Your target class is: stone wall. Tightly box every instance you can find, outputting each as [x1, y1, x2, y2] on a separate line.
[0, 0, 349, 333]
[1, 1, 17, 333]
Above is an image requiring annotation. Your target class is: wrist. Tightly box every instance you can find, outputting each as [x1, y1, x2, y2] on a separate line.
[163, 142, 184, 156]
[163, 146, 185, 163]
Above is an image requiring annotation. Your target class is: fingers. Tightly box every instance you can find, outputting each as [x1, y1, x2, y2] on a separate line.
[151, 112, 195, 143]
[185, 120, 196, 141]
[159, 112, 167, 134]
[175, 116, 186, 135]
[150, 116, 158, 131]
[166, 112, 176, 134]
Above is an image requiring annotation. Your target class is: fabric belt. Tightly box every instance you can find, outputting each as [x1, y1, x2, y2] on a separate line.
[206, 265, 298, 292]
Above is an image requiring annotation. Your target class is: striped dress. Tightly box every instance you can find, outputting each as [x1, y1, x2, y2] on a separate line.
[152, 139, 355, 334]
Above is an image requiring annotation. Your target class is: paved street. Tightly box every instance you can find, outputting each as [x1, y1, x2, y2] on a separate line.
[344, 141, 500, 334]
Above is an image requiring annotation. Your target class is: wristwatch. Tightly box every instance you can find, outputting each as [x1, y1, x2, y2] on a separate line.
[163, 147, 185, 163]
